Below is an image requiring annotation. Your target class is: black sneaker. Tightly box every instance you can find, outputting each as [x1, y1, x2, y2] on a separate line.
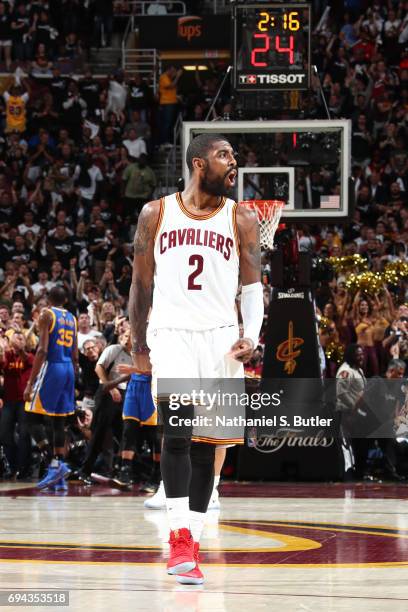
[113, 465, 133, 488]
[139, 481, 157, 494]
[385, 471, 405, 482]
[77, 470, 93, 486]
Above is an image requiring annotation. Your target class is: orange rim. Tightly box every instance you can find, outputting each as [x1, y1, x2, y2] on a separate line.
[241, 199, 284, 221]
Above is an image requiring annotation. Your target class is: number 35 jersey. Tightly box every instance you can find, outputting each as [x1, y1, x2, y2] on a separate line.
[149, 192, 240, 331]
[25, 306, 77, 417]
[48, 307, 77, 362]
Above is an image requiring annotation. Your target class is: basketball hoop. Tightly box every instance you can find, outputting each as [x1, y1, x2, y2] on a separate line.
[241, 200, 285, 250]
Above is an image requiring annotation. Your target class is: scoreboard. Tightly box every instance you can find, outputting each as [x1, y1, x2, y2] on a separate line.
[233, 3, 311, 92]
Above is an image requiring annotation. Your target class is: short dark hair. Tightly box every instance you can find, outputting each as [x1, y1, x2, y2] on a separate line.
[186, 133, 229, 173]
[49, 286, 67, 306]
[344, 343, 362, 368]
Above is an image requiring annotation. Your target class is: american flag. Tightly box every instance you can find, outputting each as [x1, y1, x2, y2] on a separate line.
[320, 195, 340, 209]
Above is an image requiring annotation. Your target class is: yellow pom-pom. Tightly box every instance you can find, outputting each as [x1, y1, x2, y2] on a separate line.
[325, 341, 345, 365]
[345, 271, 383, 295]
[383, 260, 408, 285]
[328, 255, 368, 275]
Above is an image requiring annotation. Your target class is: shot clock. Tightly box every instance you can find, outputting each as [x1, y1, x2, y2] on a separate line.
[233, 3, 311, 91]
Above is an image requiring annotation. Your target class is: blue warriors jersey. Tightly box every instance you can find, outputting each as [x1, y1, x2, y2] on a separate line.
[25, 307, 77, 416]
[48, 307, 77, 362]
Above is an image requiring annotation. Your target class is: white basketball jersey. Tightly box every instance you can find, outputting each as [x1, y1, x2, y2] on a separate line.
[149, 192, 240, 330]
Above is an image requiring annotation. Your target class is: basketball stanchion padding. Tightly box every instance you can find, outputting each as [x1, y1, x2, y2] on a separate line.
[240, 200, 284, 250]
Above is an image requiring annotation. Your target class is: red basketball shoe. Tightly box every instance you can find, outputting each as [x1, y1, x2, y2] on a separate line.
[167, 528, 195, 575]
[175, 542, 204, 585]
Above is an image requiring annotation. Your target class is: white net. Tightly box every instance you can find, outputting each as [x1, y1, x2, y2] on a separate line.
[241, 200, 284, 250]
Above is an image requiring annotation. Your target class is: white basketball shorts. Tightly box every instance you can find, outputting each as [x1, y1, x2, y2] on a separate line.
[146, 325, 245, 444]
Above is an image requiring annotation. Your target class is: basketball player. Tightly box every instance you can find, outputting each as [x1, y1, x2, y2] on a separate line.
[24, 287, 78, 491]
[115, 362, 160, 488]
[129, 133, 263, 584]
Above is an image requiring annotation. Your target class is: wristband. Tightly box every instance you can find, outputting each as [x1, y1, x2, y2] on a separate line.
[241, 282, 264, 349]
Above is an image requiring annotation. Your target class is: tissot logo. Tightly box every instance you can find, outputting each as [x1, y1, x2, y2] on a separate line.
[177, 16, 202, 42]
[239, 74, 306, 85]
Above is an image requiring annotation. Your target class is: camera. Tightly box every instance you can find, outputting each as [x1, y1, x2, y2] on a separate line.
[75, 408, 87, 422]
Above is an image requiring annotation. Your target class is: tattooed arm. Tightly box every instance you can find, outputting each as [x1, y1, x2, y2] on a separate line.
[129, 200, 161, 371]
[236, 206, 261, 286]
[228, 206, 262, 362]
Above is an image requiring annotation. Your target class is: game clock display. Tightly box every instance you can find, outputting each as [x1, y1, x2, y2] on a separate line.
[233, 3, 311, 91]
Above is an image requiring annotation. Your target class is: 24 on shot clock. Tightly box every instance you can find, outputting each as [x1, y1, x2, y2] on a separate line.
[233, 3, 311, 91]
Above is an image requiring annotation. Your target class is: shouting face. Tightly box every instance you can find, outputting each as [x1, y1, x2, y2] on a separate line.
[199, 140, 237, 198]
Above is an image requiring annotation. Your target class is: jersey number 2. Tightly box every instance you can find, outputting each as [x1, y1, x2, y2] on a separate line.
[188, 254, 203, 290]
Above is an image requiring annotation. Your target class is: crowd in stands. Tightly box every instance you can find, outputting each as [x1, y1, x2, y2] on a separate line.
[0, 1, 119, 73]
[0, 0, 407, 483]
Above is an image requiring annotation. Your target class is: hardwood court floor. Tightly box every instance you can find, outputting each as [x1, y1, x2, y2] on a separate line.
[0, 481, 408, 611]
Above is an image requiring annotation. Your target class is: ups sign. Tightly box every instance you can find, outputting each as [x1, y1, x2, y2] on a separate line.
[177, 16, 202, 42]
[139, 16, 229, 50]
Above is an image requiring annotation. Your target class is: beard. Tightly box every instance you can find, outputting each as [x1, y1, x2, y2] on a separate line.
[200, 166, 235, 198]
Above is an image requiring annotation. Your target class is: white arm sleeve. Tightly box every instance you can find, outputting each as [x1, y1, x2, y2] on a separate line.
[240, 282, 264, 348]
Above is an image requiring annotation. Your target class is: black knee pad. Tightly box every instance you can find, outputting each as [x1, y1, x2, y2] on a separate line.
[190, 442, 215, 465]
[159, 400, 193, 439]
[122, 419, 139, 451]
[162, 435, 191, 456]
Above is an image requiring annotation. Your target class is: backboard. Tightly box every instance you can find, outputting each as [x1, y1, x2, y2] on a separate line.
[182, 120, 353, 223]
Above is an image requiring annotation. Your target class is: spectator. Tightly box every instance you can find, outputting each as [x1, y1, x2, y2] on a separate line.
[18, 211, 41, 237]
[122, 128, 146, 160]
[31, 270, 53, 299]
[3, 81, 29, 134]
[336, 344, 367, 479]
[158, 65, 182, 146]
[11, 3, 33, 62]
[358, 358, 406, 480]
[126, 76, 153, 122]
[74, 155, 104, 216]
[31, 43, 53, 77]
[62, 82, 87, 142]
[79, 69, 101, 117]
[76, 312, 103, 351]
[77, 329, 131, 482]
[0, 2, 12, 71]
[121, 153, 156, 219]
[0, 332, 34, 478]
[91, 0, 113, 48]
[77, 338, 103, 407]
[47, 224, 76, 270]
[88, 219, 112, 281]
[106, 72, 127, 117]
